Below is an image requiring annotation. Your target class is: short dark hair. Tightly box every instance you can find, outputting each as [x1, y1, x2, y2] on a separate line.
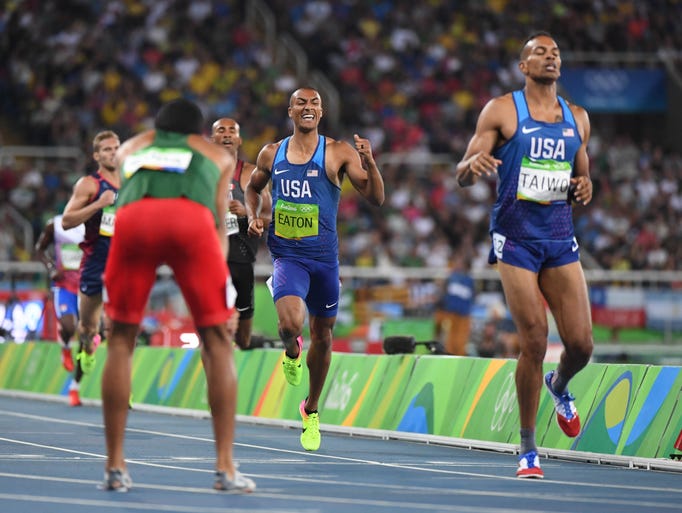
[155, 98, 203, 135]
[520, 31, 554, 58]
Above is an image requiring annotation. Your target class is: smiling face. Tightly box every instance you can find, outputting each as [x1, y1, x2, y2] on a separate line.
[519, 34, 561, 85]
[288, 88, 323, 133]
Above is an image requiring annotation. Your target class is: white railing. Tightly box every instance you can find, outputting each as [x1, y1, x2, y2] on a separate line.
[0, 145, 85, 167]
[2, 260, 681, 285]
[0, 205, 34, 256]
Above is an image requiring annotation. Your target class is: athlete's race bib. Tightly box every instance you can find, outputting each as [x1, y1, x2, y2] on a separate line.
[517, 157, 572, 204]
[225, 212, 239, 236]
[122, 148, 193, 178]
[492, 232, 506, 260]
[59, 243, 83, 270]
[99, 206, 116, 237]
[274, 199, 319, 239]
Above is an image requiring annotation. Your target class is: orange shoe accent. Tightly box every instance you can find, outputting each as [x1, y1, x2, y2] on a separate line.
[61, 348, 74, 373]
[68, 389, 82, 407]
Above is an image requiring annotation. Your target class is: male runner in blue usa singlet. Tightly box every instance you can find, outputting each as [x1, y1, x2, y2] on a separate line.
[245, 87, 385, 452]
[456, 32, 594, 479]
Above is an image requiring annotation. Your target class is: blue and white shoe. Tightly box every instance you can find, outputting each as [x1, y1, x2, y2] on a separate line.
[516, 450, 544, 479]
[544, 370, 581, 438]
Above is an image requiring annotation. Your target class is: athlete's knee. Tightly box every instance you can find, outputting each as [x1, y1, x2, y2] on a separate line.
[564, 334, 593, 364]
[516, 321, 548, 352]
[234, 329, 251, 349]
[518, 342, 546, 364]
[309, 324, 334, 351]
[278, 323, 301, 342]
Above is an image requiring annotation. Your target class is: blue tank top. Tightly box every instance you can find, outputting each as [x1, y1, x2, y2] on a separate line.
[80, 171, 118, 263]
[490, 90, 582, 241]
[267, 135, 341, 262]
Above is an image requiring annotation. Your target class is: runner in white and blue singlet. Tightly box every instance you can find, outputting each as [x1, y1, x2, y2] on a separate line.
[456, 32, 594, 480]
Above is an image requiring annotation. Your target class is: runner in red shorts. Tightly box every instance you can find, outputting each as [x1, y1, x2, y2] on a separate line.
[101, 98, 255, 494]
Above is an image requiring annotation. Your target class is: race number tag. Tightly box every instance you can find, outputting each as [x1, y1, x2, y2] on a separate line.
[492, 232, 506, 260]
[225, 212, 239, 236]
[123, 148, 193, 178]
[274, 199, 319, 239]
[59, 243, 83, 270]
[517, 157, 572, 204]
[99, 206, 116, 237]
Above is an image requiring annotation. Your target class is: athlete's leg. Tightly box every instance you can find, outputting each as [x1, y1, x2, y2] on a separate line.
[78, 291, 103, 354]
[304, 314, 335, 412]
[163, 198, 243, 479]
[301, 260, 340, 412]
[101, 200, 160, 475]
[229, 261, 255, 349]
[59, 313, 78, 346]
[235, 317, 253, 350]
[539, 262, 593, 390]
[101, 321, 136, 471]
[199, 322, 237, 476]
[276, 295, 307, 357]
[270, 258, 309, 358]
[497, 261, 548, 433]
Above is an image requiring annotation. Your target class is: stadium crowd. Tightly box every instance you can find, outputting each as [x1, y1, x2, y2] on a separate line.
[1, 0, 681, 272]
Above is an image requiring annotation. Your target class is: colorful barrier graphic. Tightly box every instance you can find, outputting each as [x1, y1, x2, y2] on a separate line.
[0, 341, 680, 459]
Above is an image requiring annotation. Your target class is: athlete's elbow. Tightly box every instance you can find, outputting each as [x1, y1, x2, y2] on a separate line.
[61, 216, 75, 230]
[367, 190, 385, 206]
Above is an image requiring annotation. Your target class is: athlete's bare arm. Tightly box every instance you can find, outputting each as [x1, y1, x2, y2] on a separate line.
[245, 143, 277, 237]
[190, 135, 235, 257]
[236, 161, 272, 227]
[62, 175, 114, 229]
[330, 134, 384, 206]
[568, 104, 592, 205]
[35, 219, 59, 280]
[455, 95, 516, 187]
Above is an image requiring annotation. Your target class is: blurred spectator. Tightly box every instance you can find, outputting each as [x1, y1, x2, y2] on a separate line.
[1, 0, 681, 274]
[433, 252, 475, 356]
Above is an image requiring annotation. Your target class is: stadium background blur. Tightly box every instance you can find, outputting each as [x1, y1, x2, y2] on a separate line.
[1, 0, 681, 360]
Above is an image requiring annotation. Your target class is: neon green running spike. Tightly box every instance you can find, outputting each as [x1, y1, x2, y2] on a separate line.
[299, 399, 321, 451]
[282, 336, 304, 386]
[76, 350, 96, 374]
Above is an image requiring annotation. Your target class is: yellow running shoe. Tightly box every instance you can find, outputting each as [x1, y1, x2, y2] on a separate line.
[299, 399, 321, 451]
[76, 350, 96, 374]
[282, 336, 304, 386]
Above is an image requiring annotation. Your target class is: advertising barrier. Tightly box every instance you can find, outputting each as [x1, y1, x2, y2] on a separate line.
[1, 341, 680, 460]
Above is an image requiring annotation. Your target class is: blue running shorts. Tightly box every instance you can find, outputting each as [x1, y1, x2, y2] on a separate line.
[489, 232, 580, 273]
[52, 287, 78, 319]
[271, 257, 340, 318]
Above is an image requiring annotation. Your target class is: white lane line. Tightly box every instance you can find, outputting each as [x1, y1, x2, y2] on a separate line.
[1, 408, 681, 498]
[0, 473, 680, 513]
[0, 492, 303, 513]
